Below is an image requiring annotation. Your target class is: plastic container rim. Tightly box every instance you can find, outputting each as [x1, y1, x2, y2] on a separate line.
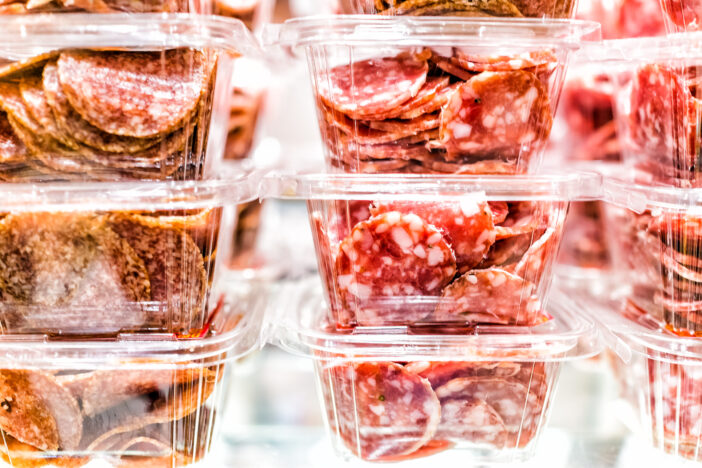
[578, 33, 702, 62]
[602, 175, 702, 213]
[264, 171, 602, 202]
[0, 13, 261, 58]
[272, 15, 601, 49]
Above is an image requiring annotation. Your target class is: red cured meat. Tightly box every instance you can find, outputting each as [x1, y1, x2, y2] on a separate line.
[360, 76, 450, 120]
[616, 0, 665, 38]
[430, 55, 475, 81]
[335, 212, 457, 325]
[560, 75, 614, 137]
[488, 201, 509, 224]
[366, 113, 440, 133]
[435, 397, 508, 447]
[370, 196, 496, 272]
[323, 107, 437, 145]
[311, 213, 349, 325]
[433, 268, 542, 325]
[513, 227, 558, 281]
[406, 361, 522, 389]
[375, 439, 453, 462]
[661, 0, 702, 30]
[322, 362, 441, 461]
[453, 50, 557, 73]
[317, 54, 429, 119]
[439, 71, 552, 163]
[478, 233, 533, 270]
[494, 202, 543, 240]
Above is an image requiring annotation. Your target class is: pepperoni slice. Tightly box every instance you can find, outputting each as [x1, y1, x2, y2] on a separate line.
[370, 195, 496, 273]
[318, 54, 429, 120]
[321, 362, 440, 461]
[57, 49, 210, 138]
[433, 268, 542, 325]
[335, 212, 457, 325]
[439, 71, 552, 164]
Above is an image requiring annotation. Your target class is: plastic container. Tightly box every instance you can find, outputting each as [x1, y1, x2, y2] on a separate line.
[0, 0, 214, 14]
[214, 0, 273, 31]
[576, 292, 702, 463]
[0, 14, 260, 182]
[0, 290, 263, 467]
[584, 36, 702, 187]
[271, 17, 600, 174]
[266, 172, 600, 330]
[602, 174, 702, 336]
[659, 0, 702, 32]
[0, 172, 259, 336]
[273, 282, 600, 463]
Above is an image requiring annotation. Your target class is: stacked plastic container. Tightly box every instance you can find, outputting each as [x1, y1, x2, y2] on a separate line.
[264, 7, 603, 462]
[0, 7, 265, 467]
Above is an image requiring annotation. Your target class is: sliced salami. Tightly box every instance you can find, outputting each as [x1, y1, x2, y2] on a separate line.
[430, 55, 475, 81]
[375, 439, 453, 462]
[57, 49, 210, 138]
[478, 233, 533, 269]
[335, 212, 457, 325]
[360, 76, 450, 120]
[370, 194, 496, 272]
[322, 362, 441, 460]
[453, 50, 557, 73]
[488, 202, 509, 224]
[318, 54, 429, 120]
[324, 106, 436, 145]
[513, 226, 558, 281]
[439, 71, 552, 162]
[433, 267, 542, 325]
[436, 397, 508, 446]
[494, 202, 543, 240]
[0, 111, 27, 165]
[406, 361, 521, 389]
[366, 112, 440, 133]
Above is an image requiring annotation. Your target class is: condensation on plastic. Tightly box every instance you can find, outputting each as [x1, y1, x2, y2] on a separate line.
[0, 172, 260, 336]
[572, 291, 702, 463]
[603, 175, 702, 336]
[580, 35, 702, 188]
[272, 284, 600, 463]
[265, 172, 600, 330]
[0, 290, 264, 467]
[269, 17, 600, 175]
[0, 14, 261, 182]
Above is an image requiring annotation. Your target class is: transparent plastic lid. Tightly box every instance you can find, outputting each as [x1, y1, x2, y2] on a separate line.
[269, 16, 601, 50]
[273, 280, 601, 362]
[578, 34, 702, 62]
[0, 13, 261, 58]
[263, 172, 603, 202]
[603, 175, 702, 213]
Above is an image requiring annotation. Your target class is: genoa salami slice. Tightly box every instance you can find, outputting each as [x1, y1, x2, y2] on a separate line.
[396, 82, 461, 120]
[322, 362, 441, 460]
[433, 268, 542, 325]
[453, 50, 557, 73]
[0, 369, 82, 451]
[324, 106, 435, 145]
[57, 49, 210, 138]
[513, 226, 557, 281]
[370, 195, 496, 272]
[430, 55, 475, 81]
[366, 112, 440, 133]
[439, 71, 552, 162]
[494, 202, 543, 240]
[436, 397, 508, 447]
[406, 361, 521, 389]
[361, 76, 450, 120]
[335, 212, 457, 325]
[317, 54, 429, 120]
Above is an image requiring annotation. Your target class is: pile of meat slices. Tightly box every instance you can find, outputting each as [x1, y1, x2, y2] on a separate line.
[315, 196, 561, 328]
[0, 0, 191, 14]
[0, 365, 221, 465]
[316, 49, 556, 174]
[338, 0, 575, 18]
[0, 209, 219, 335]
[321, 360, 550, 461]
[0, 48, 216, 181]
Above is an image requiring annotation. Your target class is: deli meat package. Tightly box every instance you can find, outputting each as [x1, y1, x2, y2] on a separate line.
[331, 0, 578, 18]
[0, 0, 214, 14]
[0, 294, 263, 467]
[273, 285, 600, 463]
[272, 17, 600, 175]
[0, 14, 260, 182]
[268, 172, 599, 330]
[0, 172, 259, 336]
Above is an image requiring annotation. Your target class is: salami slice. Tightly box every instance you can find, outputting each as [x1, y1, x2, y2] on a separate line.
[337, 140, 434, 164]
[406, 361, 521, 389]
[436, 397, 508, 446]
[494, 202, 543, 240]
[513, 226, 557, 281]
[0, 52, 58, 81]
[312, 213, 350, 325]
[324, 107, 436, 145]
[317, 54, 429, 119]
[439, 71, 552, 162]
[366, 112, 440, 133]
[478, 233, 533, 269]
[335, 212, 456, 325]
[0, 111, 27, 165]
[375, 440, 453, 462]
[370, 195, 496, 272]
[430, 55, 475, 81]
[488, 201, 509, 224]
[0, 369, 82, 451]
[57, 49, 210, 138]
[418, 155, 520, 174]
[453, 50, 557, 73]
[396, 82, 460, 120]
[360, 76, 450, 120]
[322, 362, 441, 460]
[433, 268, 542, 325]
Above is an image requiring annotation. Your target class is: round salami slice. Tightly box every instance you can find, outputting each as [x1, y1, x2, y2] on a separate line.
[322, 362, 441, 460]
[396, 82, 461, 120]
[317, 54, 428, 120]
[433, 268, 542, 325]
[366, 112, 440, 134]
[406, 361, 521, 389]
[57, 49, 210, 138]
[370, 195, 496, 272]
[0, 52, 58, 81]
[335, 212, 457, 325]
[324, 106, 436, 145]
[361, 76, 450, 121]
[430, 55, 475, 81]
[0, 111, 27, 165]
[0, 369, 82, 451]
[439, 71, 552, 162]
[434, 376, 543, 448]
[436, 397, 508, 447]
[453, 50, 557, 73]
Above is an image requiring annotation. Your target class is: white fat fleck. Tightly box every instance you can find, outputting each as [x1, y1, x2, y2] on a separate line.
[337, 274, 353, 289]
[352, 229, 364, 241]
[405, 214, 424, 232]
[369, 404, 385, 416]
[413, 244, 427, 258]
[381, 256, 393, 265]
[426, 278, 440, 290]
[452, 122, 473, 139]
[427, 246, 445, 267]
[454, 217, 464, 225]
[384, 211, 401, 225]
[391, 226, 414, 251]
[460, 198, 480, 217]
[348, 249, 359, 262]
[427, 232, 442, 245]
[491, 272, 507, 287]
[483, 113, 496, 129]
[348, 282, 372, 299]
[375, 222, 390, 234]
[382, 285, 394, 295]
[402, 284, 416, 294]
[467, 274, 478, 285]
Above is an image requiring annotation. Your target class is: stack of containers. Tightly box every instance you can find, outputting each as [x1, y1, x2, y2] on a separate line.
[266, 9, 603, 463]
[582, 33, 702, 462]
[0, 10, 265, 468]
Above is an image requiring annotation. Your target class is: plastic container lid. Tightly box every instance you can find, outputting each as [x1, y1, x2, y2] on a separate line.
[0, 13, 261, 58]
[269, 16, 602, 50]
[602, 175, 702, 213]
[263, 171, 603, 202]
[578, 34, 702, 62]
[272, 280, 601, 362]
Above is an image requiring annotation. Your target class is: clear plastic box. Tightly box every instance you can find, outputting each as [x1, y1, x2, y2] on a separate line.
[272, 282, 601, 463]
[583, 36, 702, 187]
[576, 292, 702, 463]
[266, 172, 600, 330]
[0, 14, 260, 182]
[270, 17, 600, 174]
[602, 175, 702, 337]
[0, 172, 259, 336]
[0, 0, 214, 14]
[0, 291, 263, 467]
